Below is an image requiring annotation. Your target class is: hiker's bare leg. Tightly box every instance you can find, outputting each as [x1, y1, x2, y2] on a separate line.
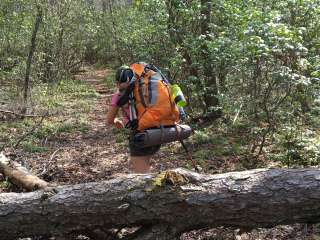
[130, 155, 152, 173]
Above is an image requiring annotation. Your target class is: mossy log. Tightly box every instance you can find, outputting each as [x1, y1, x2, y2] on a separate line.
[1, 168, 320, 240]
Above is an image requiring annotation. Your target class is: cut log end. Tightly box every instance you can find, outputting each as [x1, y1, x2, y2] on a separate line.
[0, 152, 49, 191]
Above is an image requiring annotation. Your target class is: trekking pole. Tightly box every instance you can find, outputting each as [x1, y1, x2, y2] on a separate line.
[179, 139, 199, 172]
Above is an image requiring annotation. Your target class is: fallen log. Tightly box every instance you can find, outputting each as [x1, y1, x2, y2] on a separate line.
[1, 168, 320, 240]
[0, 153, 49, 191]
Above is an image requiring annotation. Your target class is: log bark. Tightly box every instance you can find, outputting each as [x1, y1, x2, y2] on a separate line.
[0, 153, 49, 191]
[1, 168, 320, 239]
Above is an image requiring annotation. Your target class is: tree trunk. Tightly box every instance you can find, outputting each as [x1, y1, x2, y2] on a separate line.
[1, 168, 320, 239]
[200, 0, 222, 119]
[55, 1, 72, 80]
[22, 6, 42, 115]
[165, 0, 205, 115]
[107, 0, 124, 65]
[165, 0, 199, 78]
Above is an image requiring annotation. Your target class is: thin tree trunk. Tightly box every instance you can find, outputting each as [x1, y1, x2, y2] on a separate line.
[2, 168, 320, 239]
[107, 0, 123, 65]
[165, 0, 198, 78]
[165, 0, 205, 114]
[200, 0, 221, 119]
[55, 1, 72, 80]
[22, 6, 42, 114]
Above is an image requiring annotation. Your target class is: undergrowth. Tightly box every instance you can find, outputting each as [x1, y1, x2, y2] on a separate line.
[185, 114, 320, 172]
[0, 79, 97, 152]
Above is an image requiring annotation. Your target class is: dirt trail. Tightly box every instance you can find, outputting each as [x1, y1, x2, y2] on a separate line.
[8, 68, 130, 185]
[66, 67, 186, 182]
[71, 67, 184, 177]
[46, 67, 131, 184]
[7, 67, 185, 185]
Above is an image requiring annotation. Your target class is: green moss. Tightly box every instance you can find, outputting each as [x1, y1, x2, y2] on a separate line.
[145, 171, 189, 192]
[153, 172, 167, 187]
[145, 172, 166, 192]
[0, 180, 12, 190]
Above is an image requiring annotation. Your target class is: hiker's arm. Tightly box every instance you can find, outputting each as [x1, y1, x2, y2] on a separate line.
[106, 106, 124, 129]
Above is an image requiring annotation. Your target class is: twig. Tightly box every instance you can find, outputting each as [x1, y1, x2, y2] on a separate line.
[232, 103, 243, 125]
[50, 148, 61, 162]
[40, 148, 62, 177]
[13, 115, 47, 149]
[0, 109, 47, 118]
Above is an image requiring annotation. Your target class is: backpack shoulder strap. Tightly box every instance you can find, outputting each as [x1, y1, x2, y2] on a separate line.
[130, 63, 148, 108]
[138, 76, 147, 108]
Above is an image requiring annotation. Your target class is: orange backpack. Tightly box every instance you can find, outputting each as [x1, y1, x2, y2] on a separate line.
[129, 63, 180, 131]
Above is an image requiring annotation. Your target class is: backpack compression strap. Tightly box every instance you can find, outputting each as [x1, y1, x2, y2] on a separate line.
[138, 76, 147, 108]
[130, 63, 148, 109]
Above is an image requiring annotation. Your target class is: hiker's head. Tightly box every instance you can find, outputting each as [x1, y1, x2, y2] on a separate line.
[115, 66, 133, 87]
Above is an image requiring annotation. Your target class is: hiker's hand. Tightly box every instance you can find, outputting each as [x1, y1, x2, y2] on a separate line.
[114, 118, 124, 129]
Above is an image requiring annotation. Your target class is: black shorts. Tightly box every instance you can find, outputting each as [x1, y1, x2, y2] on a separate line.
[129, 133, 161, 156]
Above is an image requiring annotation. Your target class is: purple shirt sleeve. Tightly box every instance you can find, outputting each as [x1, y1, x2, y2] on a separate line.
[110, 92, 130, 124]
[111, 92, 120, 107]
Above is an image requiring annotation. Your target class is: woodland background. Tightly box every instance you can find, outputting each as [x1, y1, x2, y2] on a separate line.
[0, 0, 319, 239]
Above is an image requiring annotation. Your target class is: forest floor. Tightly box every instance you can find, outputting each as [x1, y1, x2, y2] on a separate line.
[0, 66, 319, 240]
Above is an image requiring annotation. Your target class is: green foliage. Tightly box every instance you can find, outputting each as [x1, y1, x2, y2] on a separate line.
[193, 130, 214, 145]
[0, 76, 92, 152]
[275, 126, 320, 167]
[22, 141, 49, 153]
[30, 78, 98, 114]
[1, 0, 319, 169]
[103, 71, 116, 91]
[32, 120, 89, 140]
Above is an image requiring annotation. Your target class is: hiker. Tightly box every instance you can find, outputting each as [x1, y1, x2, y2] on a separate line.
[106, 66, 161, 173]
[106, 63, 191, 174]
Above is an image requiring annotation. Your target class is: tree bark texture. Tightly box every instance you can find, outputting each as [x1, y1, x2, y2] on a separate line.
[200, 0, 221, 118]
[22, 6, 42, 114]
[1, 168, 320, 239]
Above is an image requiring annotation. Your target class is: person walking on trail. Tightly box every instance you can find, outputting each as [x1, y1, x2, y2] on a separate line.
[106, 63, 191, 174]
[106, 66, 161, 173]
